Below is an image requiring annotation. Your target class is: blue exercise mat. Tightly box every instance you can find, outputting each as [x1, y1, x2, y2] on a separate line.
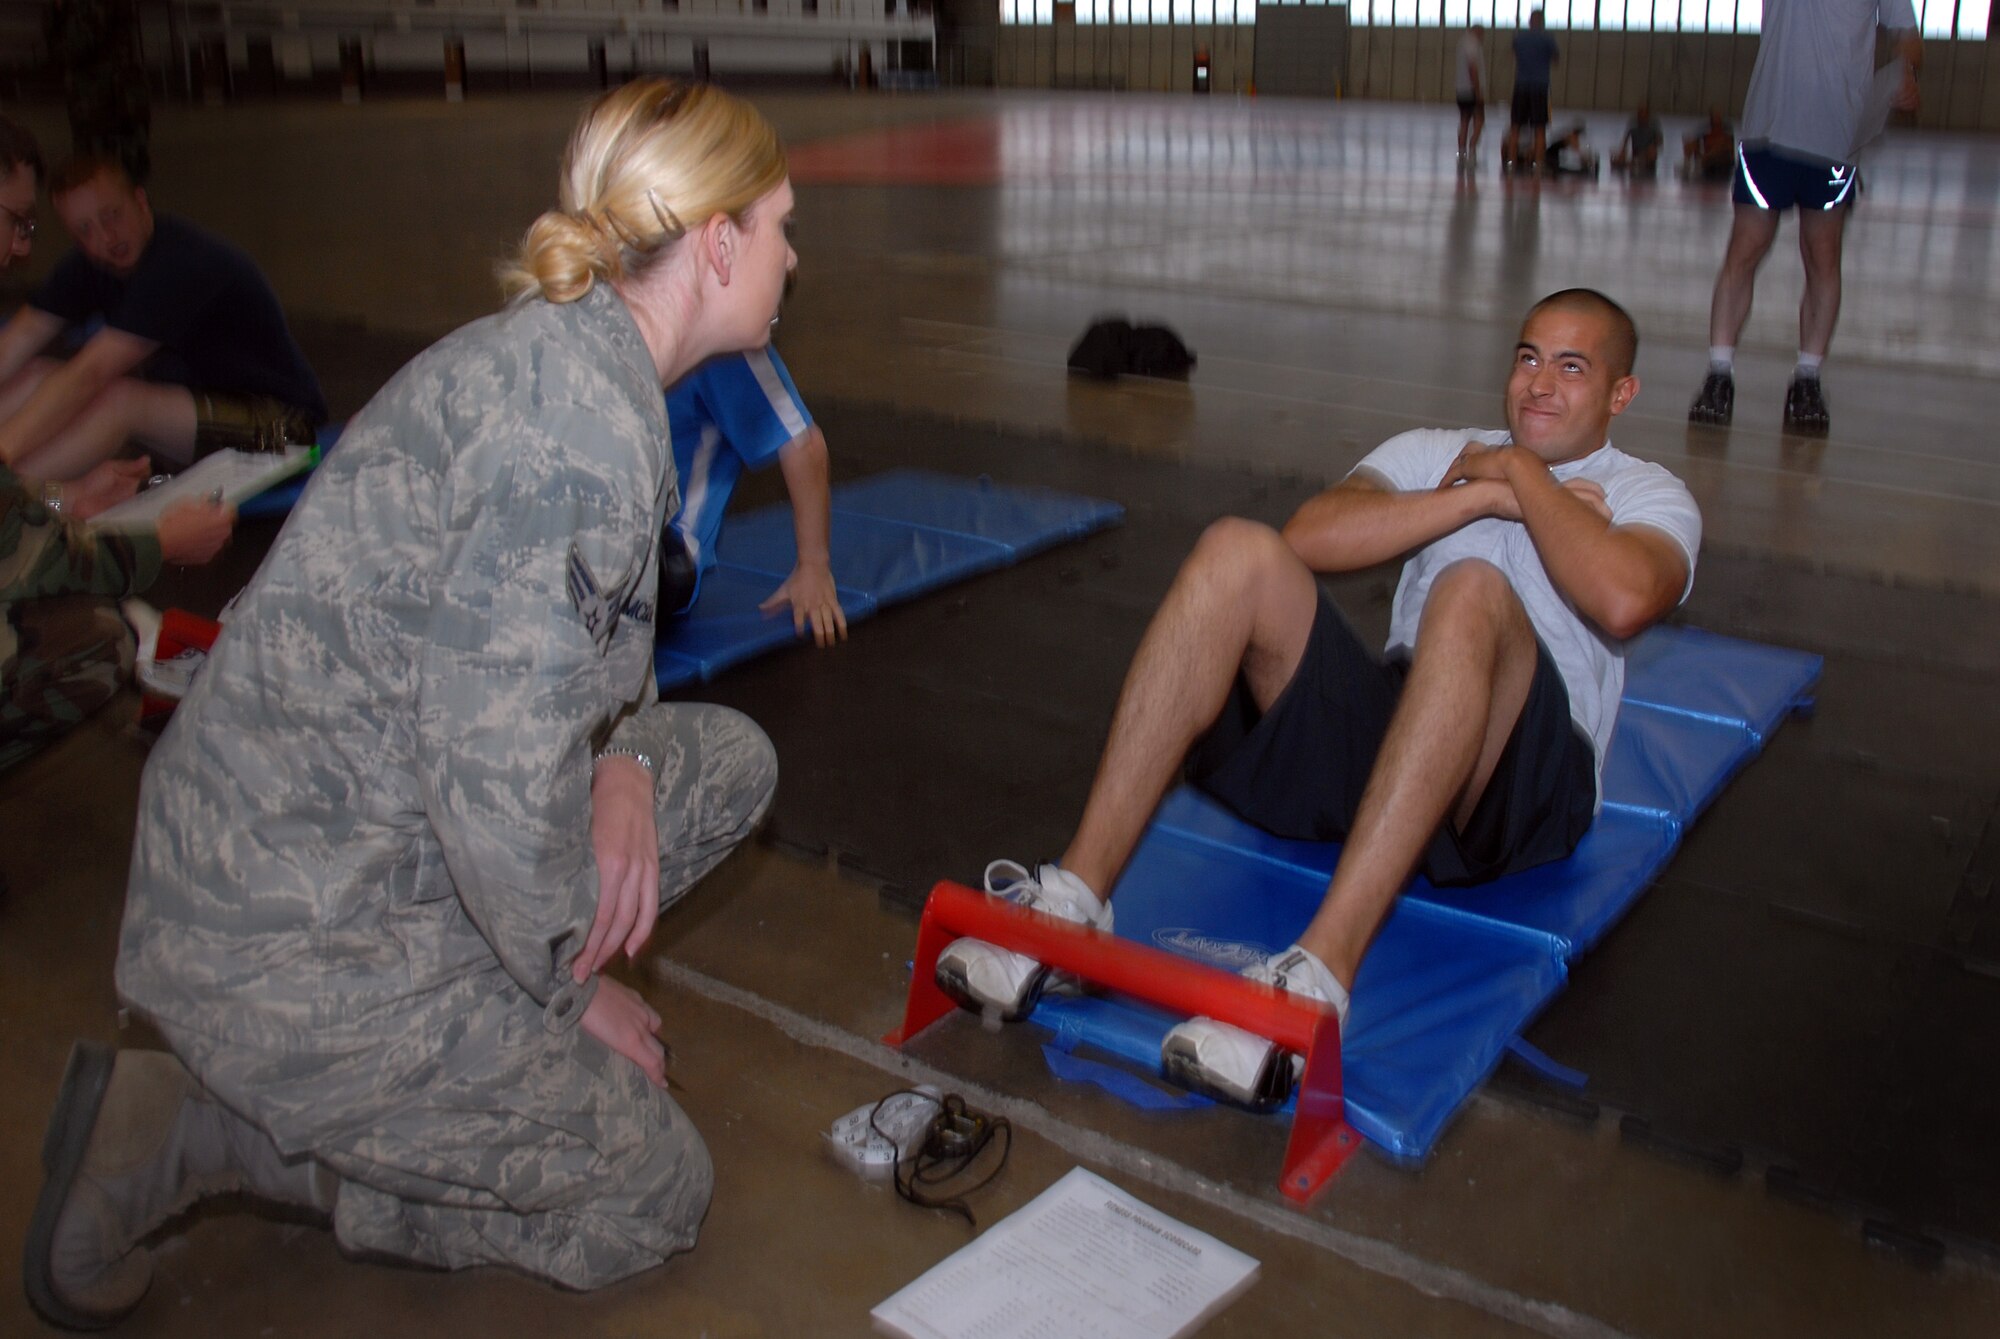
[652, 565, 880, 685]
[1033, 817, 1564, 1162]
[827, 468, 1127, 559]
[232, 455, 1123, 690]
[1025, 624, 1821, 1164]
[657, 471, 1125, 690]
[1622, 624, 1820, 742]
[714, 509, 1013, 600]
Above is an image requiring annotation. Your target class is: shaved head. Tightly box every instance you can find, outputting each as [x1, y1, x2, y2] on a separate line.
[1524, 289, 1638, 379]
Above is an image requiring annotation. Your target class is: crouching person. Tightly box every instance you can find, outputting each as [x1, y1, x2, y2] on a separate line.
[24, 78, 797, 1326]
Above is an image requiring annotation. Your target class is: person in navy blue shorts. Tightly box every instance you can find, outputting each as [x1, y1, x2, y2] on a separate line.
[1689, 0, 1921, 436]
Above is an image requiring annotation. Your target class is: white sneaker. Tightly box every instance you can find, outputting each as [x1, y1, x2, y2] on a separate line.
[934, 861, 1112, 1021]
[1159, 945, 1348, 1109]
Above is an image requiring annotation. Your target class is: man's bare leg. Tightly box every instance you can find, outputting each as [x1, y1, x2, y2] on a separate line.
[936, 519, 1322, 1020]
[1707, 205, 1781, 348]
[12, 381, 197, 481]
[1294, 560, 1540, 989]
[1060, 517, 1319, 901]
[1796, 205, 1847, 358]
[0, 359, 57, 424]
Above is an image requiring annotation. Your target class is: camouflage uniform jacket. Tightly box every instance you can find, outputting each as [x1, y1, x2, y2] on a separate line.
[119, 285, 683, 1124]
[1, 461, 161, 669]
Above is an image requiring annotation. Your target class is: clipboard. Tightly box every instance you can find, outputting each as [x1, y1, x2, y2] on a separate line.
[90, 446, 317, 533]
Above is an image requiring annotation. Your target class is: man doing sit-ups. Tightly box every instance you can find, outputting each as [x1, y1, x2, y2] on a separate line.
[938, 289, 1702, 1107]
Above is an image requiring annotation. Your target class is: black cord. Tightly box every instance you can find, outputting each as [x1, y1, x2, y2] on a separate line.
[871, 1091, 1012, 1228]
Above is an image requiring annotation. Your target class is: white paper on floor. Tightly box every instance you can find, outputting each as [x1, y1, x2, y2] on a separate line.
[871, 1166, 1259, 1339]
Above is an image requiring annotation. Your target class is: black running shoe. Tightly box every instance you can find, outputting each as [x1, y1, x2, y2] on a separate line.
[1688, 369, 1734, 425]
[1783, 374, 1830, 436]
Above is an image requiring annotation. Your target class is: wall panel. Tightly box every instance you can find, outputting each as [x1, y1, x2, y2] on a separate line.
[1365, 23, 1394, 98]
[1595, 30, 1624, 111]
[1149, 24, 1174, 92]
[1948, 39, 1986, 127]
[1415, 26, 1445, 102]
[1984, 40, 2000, 129]
[1390, 26, 1419, 100]
[1564, 30, 1599, 109]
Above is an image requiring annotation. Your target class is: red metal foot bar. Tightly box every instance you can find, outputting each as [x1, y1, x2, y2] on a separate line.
[884, 880, 1360, 1205]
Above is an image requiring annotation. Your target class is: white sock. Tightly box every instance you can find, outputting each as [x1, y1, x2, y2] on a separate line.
[1796, 352, 1824, 378]
[1708, 346, 1735, 373]
[1281, 945, 1351, 1028]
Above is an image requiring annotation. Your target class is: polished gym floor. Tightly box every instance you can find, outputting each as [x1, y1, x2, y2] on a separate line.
[2, 88, 1998, 1337]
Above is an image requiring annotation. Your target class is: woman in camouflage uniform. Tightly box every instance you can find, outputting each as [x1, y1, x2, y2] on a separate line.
[28, 79, 794, 1327]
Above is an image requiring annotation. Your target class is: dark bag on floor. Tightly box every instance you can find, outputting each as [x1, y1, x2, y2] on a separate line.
[1067, 318, 1197, 381]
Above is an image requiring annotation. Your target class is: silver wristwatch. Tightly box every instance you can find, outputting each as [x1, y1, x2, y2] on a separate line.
[593, 746, 658, 782]
[42, 480, 64, 515]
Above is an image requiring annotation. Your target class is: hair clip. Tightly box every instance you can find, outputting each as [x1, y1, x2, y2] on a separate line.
[646, 188, 686, 239]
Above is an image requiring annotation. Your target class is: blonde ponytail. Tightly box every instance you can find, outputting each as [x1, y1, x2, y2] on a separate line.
[502, 79, 787, 304]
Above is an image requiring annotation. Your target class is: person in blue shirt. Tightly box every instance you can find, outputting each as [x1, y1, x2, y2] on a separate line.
[1503, 9, 1560, 175]
[661, 346, 846, 646]
[0, 156, 325, 482]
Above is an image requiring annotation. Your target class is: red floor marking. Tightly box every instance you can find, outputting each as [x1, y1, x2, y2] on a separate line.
[789, 118, 1004, 186]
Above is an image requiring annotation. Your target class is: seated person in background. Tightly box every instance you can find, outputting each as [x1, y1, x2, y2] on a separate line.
[935, 290, 1700, 1107]
[1546, 122, 1599, 177]
[661, 347, 846, 646]
[1611, 103, 1663, 175]
[0, 125, 235, 772]
[0, 156, 326, 483]
[1683, 111, 1736, 182]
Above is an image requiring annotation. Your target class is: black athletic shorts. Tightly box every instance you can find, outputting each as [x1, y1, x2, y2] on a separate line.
[1188, 589, 1597, 887]
[1510, 85, 1550, 129]
[1732, 145, 1859, 212]
[1457, 95, 1479, 114]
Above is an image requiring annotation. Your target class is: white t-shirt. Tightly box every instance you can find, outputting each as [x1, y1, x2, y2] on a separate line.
[1455, 33, 1486, 100]
[1350, 428, 1703, 797]
[1740, 0, 1917, 164]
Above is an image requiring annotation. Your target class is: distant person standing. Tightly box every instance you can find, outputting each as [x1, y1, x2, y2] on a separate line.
[1688, 0, 1920, 435]
[1455, 25, 1487, 164]
[1504, 10, 1559, 174]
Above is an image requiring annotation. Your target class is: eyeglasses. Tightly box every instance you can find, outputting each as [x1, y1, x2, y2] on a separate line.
[0, 201, 36, 242]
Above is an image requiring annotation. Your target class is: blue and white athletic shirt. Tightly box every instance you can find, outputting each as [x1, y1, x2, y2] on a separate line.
[664, 346, 814, 576]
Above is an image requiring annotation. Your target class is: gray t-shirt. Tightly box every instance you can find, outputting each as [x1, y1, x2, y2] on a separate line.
[1512, 29, 1558, 89]
[1350, 428, 1703, 800]
[1456, 33, 1486, 99]
[1740, 0, 1917, 164]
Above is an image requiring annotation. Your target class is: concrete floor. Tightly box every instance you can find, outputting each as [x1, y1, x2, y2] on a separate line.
[2, 88, 1999, 1336]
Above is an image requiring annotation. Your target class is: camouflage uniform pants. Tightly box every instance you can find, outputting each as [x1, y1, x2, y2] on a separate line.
[0, 594, 133, 773]
[161, 703, 777, 1289]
